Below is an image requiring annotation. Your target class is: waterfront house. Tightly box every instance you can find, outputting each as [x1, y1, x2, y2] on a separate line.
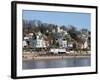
[30, 31, 49, 48]
[23, 40, 27, 48]
[80, 31, 91, 49]
[55, 27, 73, 48]
[23, 36, 30, 48]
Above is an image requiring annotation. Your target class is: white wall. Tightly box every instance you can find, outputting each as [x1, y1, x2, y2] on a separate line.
[0, 0, 99, 80]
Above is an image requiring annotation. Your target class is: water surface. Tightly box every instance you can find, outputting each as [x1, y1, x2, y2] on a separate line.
[23, 57, 91, 69]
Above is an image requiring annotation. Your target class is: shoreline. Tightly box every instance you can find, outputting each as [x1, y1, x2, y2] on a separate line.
[23, 55, 90, 61]
[23, 51, 91, 61]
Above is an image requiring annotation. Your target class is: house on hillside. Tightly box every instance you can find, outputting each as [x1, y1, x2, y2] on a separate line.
[30, 31, 50, 48]
[80, 31, 91, 49]
[23, 31, 50, 48]
[23, 40, 28, 48]
[23, 36, 30, 48]
[55, 27, 73, 48]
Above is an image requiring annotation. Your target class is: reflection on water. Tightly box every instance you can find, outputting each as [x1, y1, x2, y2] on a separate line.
[23, 57, 91, 69]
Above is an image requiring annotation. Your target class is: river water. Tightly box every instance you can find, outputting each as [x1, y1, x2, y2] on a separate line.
[23, 57, 90, 69]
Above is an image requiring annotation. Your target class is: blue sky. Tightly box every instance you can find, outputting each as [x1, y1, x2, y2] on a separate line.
[23, 10, 91, 30]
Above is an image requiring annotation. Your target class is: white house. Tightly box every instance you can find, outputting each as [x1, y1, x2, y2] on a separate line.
[56, 27, 73, 48]
[56, 38, 67, 48]
[31, 32, 47, 48]
[81, 38, 88, 49]
[57, 27, 63, 33]
[23, 40, 27, 47]
[23, 36, 30, 48]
